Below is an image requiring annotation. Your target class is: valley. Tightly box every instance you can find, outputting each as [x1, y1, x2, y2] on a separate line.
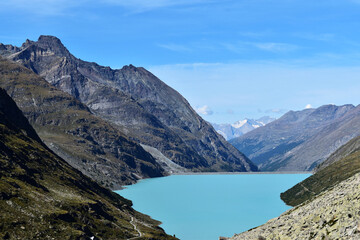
[0, 34, 360, 240]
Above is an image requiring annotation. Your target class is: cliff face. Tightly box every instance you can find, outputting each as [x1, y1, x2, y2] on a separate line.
[2, 35, 257, 172]
[230, 104, 360, 171]
[0, 87, 176, 240]
[0, 57, 166, 189]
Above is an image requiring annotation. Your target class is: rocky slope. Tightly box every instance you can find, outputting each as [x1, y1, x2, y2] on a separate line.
[0, 57, 166, 189]
[0, 87, 176, 240]
[281, 135, 360, 206]
[0, 35, 257, 172]
[230, 104, 360, 171]
[227, 171, 360, 240]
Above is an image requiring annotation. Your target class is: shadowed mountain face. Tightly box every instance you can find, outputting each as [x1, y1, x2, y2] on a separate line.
[1, 35, 257, 172]
[230, 104, 360, 171]
[0, 57, 166, 189]
[0, 87, 176, 240]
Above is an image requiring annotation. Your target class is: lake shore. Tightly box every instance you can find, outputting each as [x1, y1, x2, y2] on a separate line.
[172, 171, 312, 175]
[117, 173, 311, 240]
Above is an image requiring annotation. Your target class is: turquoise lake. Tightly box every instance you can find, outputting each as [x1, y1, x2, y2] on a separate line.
[115, 173, 310, 240]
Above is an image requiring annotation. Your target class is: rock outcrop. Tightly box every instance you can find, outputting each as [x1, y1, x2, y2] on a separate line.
[0, 87, 176, 239]
[1, 35, 257, 172]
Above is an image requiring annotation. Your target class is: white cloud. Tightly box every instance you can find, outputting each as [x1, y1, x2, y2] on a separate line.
[195, 105, 213, 115]
[305, 104, 313, 109]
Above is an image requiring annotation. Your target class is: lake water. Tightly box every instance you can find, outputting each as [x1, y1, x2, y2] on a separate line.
[115, 173, 310, 240]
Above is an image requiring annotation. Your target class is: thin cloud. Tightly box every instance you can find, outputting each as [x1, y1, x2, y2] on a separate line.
[264, 108, 288, 114]
[195, 105, 213, 115]
[0, 0, 215, 15]
[253, 42, 299, 53]
[294, 33, 335, 42]
[150, 61, 360, 123]
[102, 0, 216, 12]
[223, 41, 299, 54]
[222, 43, 246, 54]
[227, 109, 234, 114]
[0, 0, 86, 15]
[237, 31, 268, 38]
[158, 43, 191, 52]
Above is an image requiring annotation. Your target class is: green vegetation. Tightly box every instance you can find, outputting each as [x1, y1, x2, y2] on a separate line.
[281, 135, 360, 206]
[0, 87, 176, 239]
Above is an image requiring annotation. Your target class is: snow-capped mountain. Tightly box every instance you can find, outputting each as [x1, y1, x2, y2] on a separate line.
[212, 116, 275, 140]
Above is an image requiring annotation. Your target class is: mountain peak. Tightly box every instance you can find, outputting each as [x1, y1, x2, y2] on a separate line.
[38, 35, 62, 45]
[122, 64, 139, 72]
[29, 35, 70, 56]
[21, 39, 34, 48]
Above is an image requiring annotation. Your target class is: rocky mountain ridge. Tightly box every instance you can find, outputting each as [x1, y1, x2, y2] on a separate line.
[0, 57, 166, 189]
[0, 87, 176, 239]
[1, 35, 257, 172]
[230, 104, 360, 171]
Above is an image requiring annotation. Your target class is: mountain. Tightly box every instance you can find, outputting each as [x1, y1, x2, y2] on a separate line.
[281, 135, 360, 206]
[228, 133, 360, 239]
[1, 35, 257, 172]
[0, 57, 166, 189]
[315, 134, 360, 172]
[0, 87, 176, 239]
[229, 104, 360, 171]
[212, 116, 275, 140]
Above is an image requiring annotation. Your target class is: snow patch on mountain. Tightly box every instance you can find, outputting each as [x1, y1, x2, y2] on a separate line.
[212, 116, 275, 140]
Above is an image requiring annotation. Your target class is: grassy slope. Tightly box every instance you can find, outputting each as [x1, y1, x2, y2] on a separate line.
[0, 57, 166, 189]
[0, 87, 176, 240]
[281, 135, 360, 206]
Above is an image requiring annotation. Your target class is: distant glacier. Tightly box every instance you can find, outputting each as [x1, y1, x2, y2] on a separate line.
[212, 116, 275, 140]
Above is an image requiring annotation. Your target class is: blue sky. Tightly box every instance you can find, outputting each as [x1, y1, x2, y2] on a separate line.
[1, 0, 360, 123]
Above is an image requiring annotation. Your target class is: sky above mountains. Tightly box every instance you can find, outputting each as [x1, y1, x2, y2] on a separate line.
[1, 0, 360, 123]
